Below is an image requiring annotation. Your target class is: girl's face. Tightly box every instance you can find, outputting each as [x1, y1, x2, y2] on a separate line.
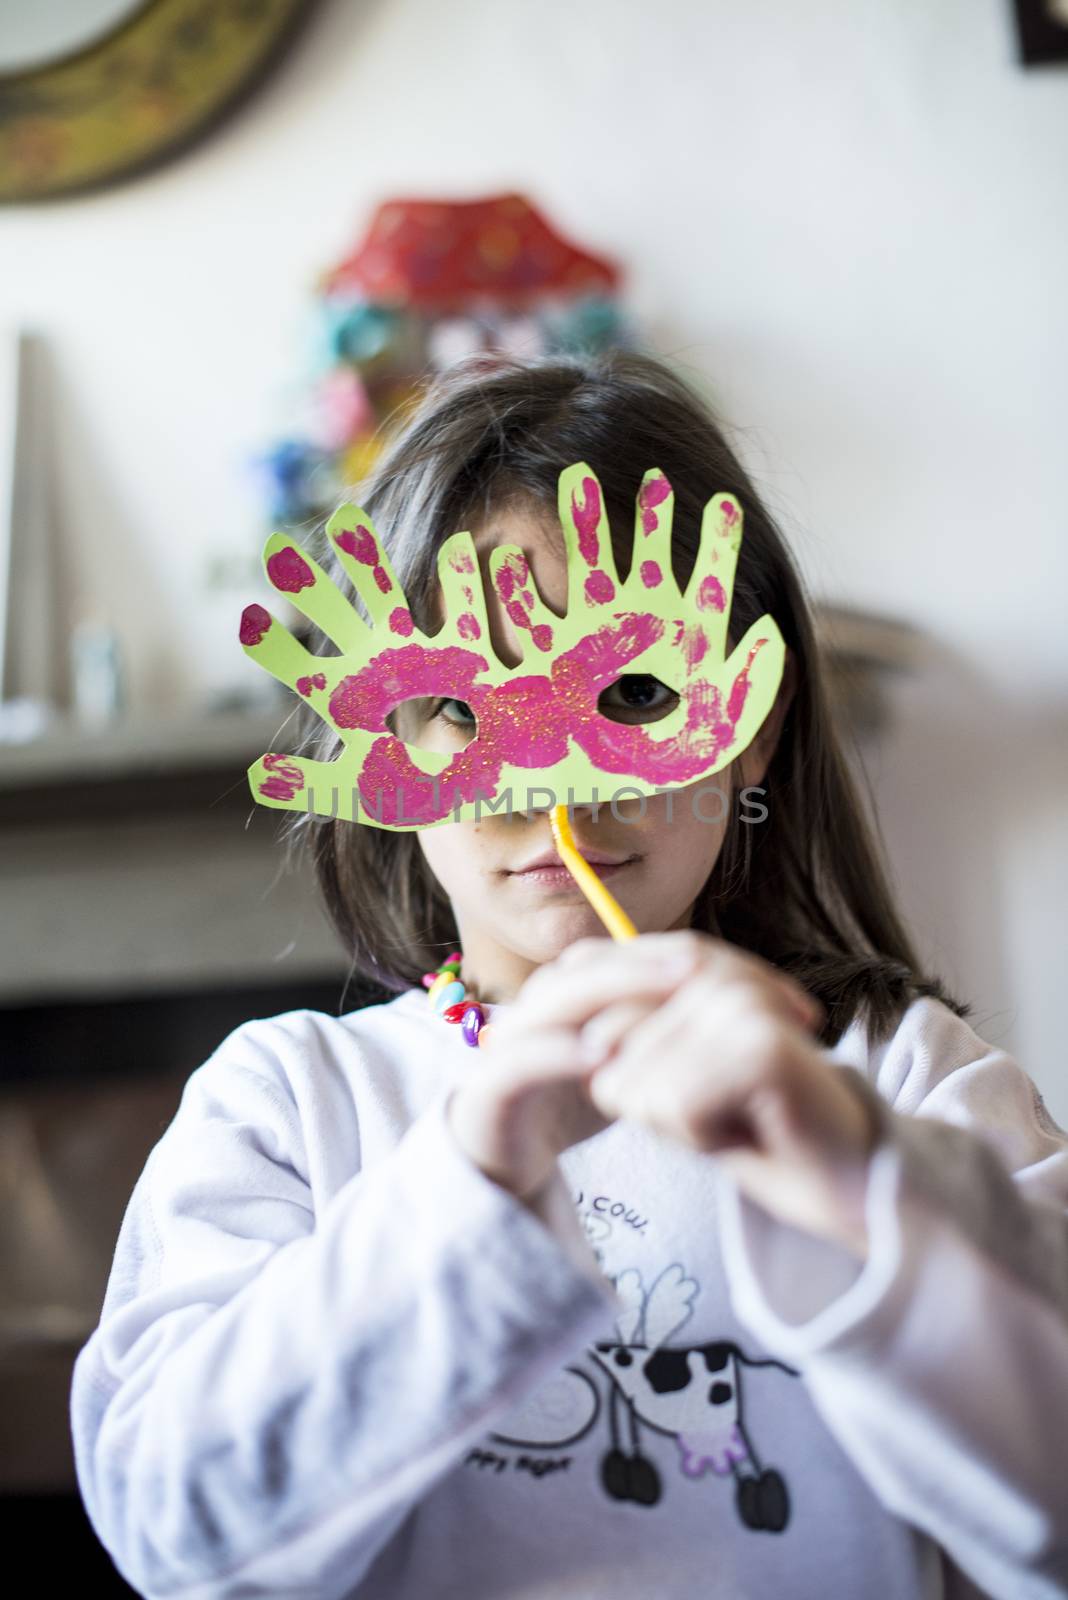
[400, 501, 790, 1001]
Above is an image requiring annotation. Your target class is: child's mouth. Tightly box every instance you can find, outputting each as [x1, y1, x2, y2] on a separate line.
[506, 856, 639, 887]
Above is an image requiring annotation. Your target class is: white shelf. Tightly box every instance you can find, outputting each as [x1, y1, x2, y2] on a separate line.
[0, 701, 297, 790]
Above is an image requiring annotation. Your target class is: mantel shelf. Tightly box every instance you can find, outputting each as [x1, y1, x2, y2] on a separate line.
[0, 702, 297, 825]
[0, 702, 293, 787]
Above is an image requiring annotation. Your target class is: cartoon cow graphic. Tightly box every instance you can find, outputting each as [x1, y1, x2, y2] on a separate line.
[491, 1257, 795, 1533]
[590, 1263, 792, 1531]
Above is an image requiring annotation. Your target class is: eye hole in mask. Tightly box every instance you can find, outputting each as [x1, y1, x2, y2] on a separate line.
[597, 672, 679, 726]
[386, 694, 479, 750]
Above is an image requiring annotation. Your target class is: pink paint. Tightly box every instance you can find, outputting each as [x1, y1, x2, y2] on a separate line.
[672, 620, 710, 670]
[585, 570, 615, 604]
[475, 675, 570, 766]
[495, 560, 518, 602]
[267, 547, 315, 593]
[493, 551, 554, 649]
[462, 584, 474, 603]
[726, 637, 768, 724]
[388, 606, 414, 636]
[494, 551, 531, 605]
[570, 476, 602, 566]
[295, 672, 327, 696]
[554, 611, 663, 687]
[358, 732, 501, 826]
[639, 560, 662, 589]
[334, 524, 392, 594]
[638, 474, 671, 534]
[449, 549, 475, 575]
[721, 500, 739, 526]
[240, 603, 271, 645]
[259, 752, 305, 801]
[457, 612, 481, 640]
[334, 525, 378, 564]
[697, 574, 727, 613]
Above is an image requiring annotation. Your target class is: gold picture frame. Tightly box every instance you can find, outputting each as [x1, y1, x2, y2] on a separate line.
[0, 0, 317, 203]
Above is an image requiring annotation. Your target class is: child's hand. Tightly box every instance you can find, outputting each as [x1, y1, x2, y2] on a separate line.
[447, 931, 879, 1257]
[576, 932, 880, 1256]
[446, 937, 704, 1204]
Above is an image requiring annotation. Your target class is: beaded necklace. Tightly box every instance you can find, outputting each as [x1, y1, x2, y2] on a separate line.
[421, 953, 493, 1049]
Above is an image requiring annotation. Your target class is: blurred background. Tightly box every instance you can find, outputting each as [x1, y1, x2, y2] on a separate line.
[0, 0, 1066, 1587]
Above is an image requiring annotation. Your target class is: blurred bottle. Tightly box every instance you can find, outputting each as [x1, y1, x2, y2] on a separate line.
[70, 617, 124, 725]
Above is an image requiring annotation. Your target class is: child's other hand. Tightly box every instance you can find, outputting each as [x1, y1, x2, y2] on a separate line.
[577, 931, 880, 1256]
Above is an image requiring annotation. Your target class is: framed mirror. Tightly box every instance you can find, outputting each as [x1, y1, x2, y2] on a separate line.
[0, 0, 316, 203]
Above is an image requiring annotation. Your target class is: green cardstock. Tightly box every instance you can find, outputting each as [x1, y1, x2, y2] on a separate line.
[238, 462, 785, 830]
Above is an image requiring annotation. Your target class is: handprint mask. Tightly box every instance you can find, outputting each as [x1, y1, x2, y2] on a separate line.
[239, 463, 786, 831]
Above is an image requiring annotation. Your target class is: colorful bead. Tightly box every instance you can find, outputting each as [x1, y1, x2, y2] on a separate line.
[426, 971, 454, 1006]
[461, 1004, 484, 1046]
[432, 980, 465, 1013]
[442, 1002, 469, 1023]
[476, 1024, 494, 1050]
[425, 953, 461, 994]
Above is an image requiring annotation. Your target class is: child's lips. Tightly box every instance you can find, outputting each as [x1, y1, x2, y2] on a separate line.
[506, 856, 639, 886]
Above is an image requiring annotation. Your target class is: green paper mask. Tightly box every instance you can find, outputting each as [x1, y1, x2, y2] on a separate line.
[238, 463, 785, 830]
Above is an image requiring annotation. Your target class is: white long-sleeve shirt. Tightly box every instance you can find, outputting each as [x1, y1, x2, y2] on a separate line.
[69, 987, 1068, 1600]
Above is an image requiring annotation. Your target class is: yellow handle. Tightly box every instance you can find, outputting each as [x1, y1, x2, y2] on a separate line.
[549, 804, 639, 942]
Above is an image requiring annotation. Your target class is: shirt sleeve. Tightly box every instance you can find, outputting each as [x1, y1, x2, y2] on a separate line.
[69, 1025, 622, 1600]
[714, 997, 1068, 1600]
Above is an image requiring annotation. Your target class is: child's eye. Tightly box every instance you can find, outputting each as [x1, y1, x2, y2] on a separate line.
[597, 674, 679, 724]
[431, 697, 477, 728]
[385, 695, 474, 743]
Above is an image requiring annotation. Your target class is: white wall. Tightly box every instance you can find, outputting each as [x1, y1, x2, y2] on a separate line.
[2, 0, 1066, 1112]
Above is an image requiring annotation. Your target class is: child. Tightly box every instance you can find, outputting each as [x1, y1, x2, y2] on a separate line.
[71, 352, 1068, 1600]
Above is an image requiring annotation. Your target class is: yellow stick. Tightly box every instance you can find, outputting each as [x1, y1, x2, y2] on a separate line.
[549, 803, 639, 942]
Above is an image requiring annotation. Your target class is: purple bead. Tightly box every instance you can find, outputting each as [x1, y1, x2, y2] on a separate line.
[460, 1004, 485, 1047]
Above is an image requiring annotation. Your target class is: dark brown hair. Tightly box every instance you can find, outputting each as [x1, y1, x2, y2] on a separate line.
[280, 349, 970, 1048]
